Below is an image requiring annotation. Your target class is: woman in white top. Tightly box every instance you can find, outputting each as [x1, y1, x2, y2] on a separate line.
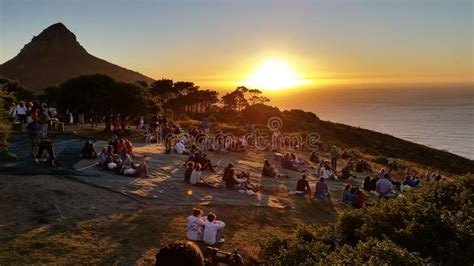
[203, 212, 225, 245]
[321, 166, 334, 179]
[175, 140, 188, 155]
[186, 208, 206, 241]
[190, 163, 219, 189]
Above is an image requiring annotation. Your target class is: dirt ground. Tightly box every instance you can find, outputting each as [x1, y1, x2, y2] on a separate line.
[0, 130, 381, 264]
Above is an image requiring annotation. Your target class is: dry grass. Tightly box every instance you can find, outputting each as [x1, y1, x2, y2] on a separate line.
[0, 203, 338, 265]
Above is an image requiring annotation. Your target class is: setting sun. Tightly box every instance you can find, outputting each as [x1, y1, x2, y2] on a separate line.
[244, 59, 305, 91]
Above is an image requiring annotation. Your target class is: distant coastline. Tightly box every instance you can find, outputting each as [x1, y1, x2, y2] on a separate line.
[273, 86, 474, 160]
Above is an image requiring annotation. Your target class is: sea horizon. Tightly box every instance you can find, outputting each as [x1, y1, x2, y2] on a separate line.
[272, 86, 474, 160]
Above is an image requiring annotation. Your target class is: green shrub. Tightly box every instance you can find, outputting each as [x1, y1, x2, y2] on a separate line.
[261, 175, 474, 265]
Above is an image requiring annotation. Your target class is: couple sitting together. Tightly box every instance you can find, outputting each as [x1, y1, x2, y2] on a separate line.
[223, 163, 257, 193]
[98, 146, 150, 178]
[184, 162, 220, 189]
[186, 208, 225, 245]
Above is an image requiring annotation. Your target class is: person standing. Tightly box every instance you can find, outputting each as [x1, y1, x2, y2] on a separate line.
[330, 145, 340, 171]
[38, 103, 50, 139]
[202, 118, 210, 134]
[15, 101, 28, 124]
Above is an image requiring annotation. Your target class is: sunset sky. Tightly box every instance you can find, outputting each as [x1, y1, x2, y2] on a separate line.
[1, 0, 473, 92]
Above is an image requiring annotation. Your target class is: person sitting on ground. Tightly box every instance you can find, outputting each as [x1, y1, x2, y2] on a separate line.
[175, 140, 188, 155]
[82, 140, 97, 159]
[223, 163, 234, 184]
[98, 148, 110, 170]
[295, 174, 311, 196]
[339, 165, 353, 181]
[282, 153, 298, 171]
[403, 175, 421, 188]
[186, 208, 206, 241]
[105, 156, 119, 171]
[341, 149, 353, 159]
[347, 187, 357, 205]
[262, 159, 279, 178]
[122, 155, 150, 177]
[190, 163, 219, 189]
[314, 177, 329, 204]
[341, 184, 352, 204]
[356, 159, 372, 173]
[124, 139, 134, 157]
[320, 165, 334, 179]
[376, 173, 394, 199]
[116, 138, 126, 156]
[194, 153, 216, 172]
[155, 241, 205, 266]
[362, 176, 376, 192]
[184, 161, 194, 183]
[353, 188, 364, 208]
[224, 169, 250, 190]
[309, 151, 320, 163]
[203, 213, 225, 245]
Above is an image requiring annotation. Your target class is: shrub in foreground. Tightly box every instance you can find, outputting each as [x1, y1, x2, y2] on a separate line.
[261, 175, 474, 265]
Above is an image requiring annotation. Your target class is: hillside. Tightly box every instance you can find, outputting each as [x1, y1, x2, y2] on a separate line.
[0, 23, 154, 93]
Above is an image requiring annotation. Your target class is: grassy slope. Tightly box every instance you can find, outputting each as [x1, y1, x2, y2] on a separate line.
[313, 120, 474, 175]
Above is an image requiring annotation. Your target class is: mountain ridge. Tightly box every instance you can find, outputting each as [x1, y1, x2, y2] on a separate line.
[0, 23, 154, 93]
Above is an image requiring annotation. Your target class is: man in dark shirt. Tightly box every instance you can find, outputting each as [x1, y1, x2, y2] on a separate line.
[296, 174, 311, 196]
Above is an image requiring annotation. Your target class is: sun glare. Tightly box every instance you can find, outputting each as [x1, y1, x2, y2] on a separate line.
[244, 59, 305, 91]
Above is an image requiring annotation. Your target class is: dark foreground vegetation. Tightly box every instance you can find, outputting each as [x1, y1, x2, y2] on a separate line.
[262, 175, 474, 265]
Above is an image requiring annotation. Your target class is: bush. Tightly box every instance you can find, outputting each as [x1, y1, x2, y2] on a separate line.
[261, 175, 474, 265]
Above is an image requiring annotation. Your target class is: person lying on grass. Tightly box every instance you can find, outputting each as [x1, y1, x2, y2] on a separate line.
[190, 163, 220, 189]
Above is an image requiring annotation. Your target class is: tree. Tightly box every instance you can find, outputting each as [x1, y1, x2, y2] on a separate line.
[42, 74, 156, 131]
[247, 88, 270, 105]
[221, 87, 249, 111]
[149, 78, 174, 100]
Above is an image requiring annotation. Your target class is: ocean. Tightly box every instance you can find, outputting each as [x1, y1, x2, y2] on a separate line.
[274, 87, 474, 160]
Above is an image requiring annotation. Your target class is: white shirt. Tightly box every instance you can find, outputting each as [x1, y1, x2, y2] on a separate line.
[321, 169, 332, 179]
[376, 178, 392, 194]
[16, 105, 27, 115]
[190, 170, 202, 185]
[203, 219, 225, 245]
[175, 141, 186, 154]
[186, 215, 206, 241]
